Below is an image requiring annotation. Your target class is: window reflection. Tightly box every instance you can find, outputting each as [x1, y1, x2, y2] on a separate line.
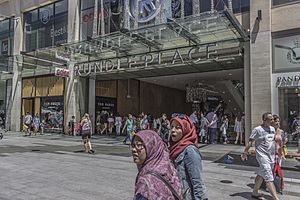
[273, 0, 300, 6]
[80, 0, 122, 40]
[24, 0, 68, 52]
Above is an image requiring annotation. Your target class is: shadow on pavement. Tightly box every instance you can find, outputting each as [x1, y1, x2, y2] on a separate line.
[230, 191, 273, 200]
[214, 153, 259, 167]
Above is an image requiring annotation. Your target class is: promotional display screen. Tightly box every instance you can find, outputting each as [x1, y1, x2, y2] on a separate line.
[41, 96, 64, 133]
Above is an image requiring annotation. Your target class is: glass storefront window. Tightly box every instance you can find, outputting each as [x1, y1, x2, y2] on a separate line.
[80, 0, 122, 40]
[273, 0, 300, 6]
[278, 88, 300, 132]
[199, 0, 250, 14]
[24, 0, 68, 52]
[0, 81, 6, 127]
[0, 18, 14, 126]
[0, 18, 13, 56]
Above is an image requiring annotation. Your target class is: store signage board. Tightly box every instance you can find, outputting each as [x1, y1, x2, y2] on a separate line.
[74, 43, 218, 76]
[54, 67, 70, 78]
[276, 74, 300, 87]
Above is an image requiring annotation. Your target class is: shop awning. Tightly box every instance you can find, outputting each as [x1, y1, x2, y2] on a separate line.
[21, 10, 249, 79]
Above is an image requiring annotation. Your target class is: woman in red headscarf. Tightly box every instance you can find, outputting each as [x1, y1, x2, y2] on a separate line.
[169, 114, 208, 200]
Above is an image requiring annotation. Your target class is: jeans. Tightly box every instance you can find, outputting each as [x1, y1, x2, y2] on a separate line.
[124, 129, 132, 143]
[208, 128, 217, 144]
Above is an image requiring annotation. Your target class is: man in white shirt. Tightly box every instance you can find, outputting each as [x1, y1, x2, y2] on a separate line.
[241, 112, 279, 200]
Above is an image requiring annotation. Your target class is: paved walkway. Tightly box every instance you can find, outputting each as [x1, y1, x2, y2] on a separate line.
[0, 131, 299, 200]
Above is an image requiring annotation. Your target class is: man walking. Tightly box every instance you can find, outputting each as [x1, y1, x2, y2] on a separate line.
[24, 112, 32, 136]
[241, 112, 279, 200]
[206, 108, 218, 144]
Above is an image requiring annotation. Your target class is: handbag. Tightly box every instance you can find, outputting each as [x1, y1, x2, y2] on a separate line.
[147, 171, 182, 200]
[272, 159, 284, 194]
[283, 145, 288, 157]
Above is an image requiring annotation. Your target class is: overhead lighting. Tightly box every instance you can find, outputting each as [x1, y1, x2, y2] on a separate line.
[228, 73, 232, 76]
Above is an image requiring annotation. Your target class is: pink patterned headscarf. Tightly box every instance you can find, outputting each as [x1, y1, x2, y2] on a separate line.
[133, 130, 181, 200]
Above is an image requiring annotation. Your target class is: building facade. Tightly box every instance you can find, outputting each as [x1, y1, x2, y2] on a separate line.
[0, 0, 299, 142]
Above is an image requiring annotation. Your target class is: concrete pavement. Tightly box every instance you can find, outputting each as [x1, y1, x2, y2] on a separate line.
[0, 131, 299, 200]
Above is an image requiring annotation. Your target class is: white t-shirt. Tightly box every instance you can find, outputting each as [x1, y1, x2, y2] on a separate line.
[250, 125, 276, 164]
[25, 114, 32, 125]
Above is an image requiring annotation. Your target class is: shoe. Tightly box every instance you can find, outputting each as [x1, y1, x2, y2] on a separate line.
[90, 149, 95, 154]
[234, 141, 237, 144]
[251, 194, 264, 200]
[88, 150, 95, 154]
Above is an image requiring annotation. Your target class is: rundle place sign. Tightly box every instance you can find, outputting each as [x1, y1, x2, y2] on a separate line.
[74, 43, 218, 76]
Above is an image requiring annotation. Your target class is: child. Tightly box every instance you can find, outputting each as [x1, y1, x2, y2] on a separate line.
[40, 120, 45, 135]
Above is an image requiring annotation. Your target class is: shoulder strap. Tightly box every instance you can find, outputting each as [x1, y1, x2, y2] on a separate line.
[147, 172, 181, 200]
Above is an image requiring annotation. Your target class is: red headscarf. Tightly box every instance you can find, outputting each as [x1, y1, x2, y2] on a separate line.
[169, 115, 198, 160]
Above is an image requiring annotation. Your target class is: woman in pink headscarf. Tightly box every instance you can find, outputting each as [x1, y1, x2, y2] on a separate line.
[132, 130, 181, 200]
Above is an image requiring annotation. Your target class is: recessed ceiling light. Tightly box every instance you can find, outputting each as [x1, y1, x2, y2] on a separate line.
[228, 73, 232, 76]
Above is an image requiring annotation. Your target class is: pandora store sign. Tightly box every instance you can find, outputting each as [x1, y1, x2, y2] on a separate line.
[275, 74, 300, 87]
[74, 44, 218, 76]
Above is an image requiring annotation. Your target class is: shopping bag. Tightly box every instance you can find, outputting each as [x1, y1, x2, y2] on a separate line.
[283, 145, 288, 157]
[131, 131, 136, 136]
[272, 160, 284, 194]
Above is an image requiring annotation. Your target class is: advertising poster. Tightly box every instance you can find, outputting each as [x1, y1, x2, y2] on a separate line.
[273, 34, 300, 72]
[41, 96, 64, 133]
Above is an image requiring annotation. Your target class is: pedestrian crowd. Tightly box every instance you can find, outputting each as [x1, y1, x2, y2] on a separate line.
[78, 109, 247, 146]
[132, 111, 290, 200]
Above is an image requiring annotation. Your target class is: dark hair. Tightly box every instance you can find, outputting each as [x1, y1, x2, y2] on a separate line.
[236, 113, 242, 121]
[273, 114, 280, 121]
[262, 112, 272, 121]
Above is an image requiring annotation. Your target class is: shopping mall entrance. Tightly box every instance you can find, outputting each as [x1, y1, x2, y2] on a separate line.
[18, 10, 248, 133]
[93, 67, 244, 118]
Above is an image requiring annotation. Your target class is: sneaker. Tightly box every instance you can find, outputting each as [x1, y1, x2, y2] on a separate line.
[88, 150, 95, 154]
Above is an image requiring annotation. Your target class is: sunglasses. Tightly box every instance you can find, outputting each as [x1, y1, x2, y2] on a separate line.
[171, 113, 187, 119]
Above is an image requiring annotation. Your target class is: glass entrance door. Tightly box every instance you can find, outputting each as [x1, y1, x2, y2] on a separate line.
[278, 88, 300, 132]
